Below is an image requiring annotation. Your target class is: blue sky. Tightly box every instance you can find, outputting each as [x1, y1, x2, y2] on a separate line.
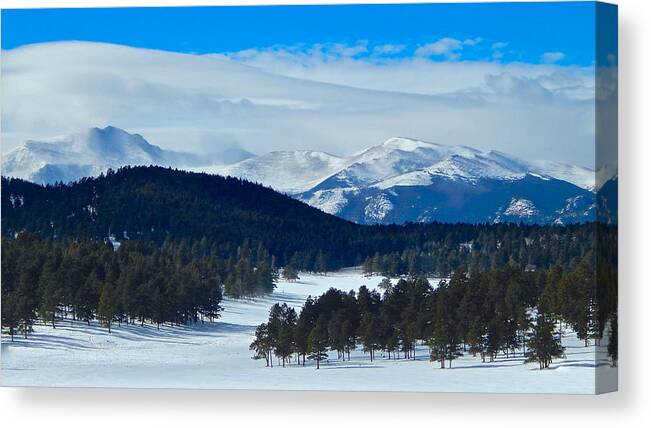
[2, 2, 600, 65]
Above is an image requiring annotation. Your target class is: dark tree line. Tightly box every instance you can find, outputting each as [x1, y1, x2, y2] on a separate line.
[252, 262, 617, 369]
[360, 223, 601, 277]
[1, 233, 278, 339]
[3, 167, 602, 275]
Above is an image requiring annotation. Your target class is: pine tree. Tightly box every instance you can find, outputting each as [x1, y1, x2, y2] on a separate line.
[0, 243, 19, 341]
[526, 314, 565, 369]
[359, 312, 380, 361]
[515, 306, 532, 356]
[201, 274, 223, 322]
[341, 318, 356, 361]
[118, 261, 140, 324]
[38, 259, 60, 328]
[564, 262, 597, 347]
[428, 321, 447, 368]
[75, 271, 100, 325]
[1, 291, 19, 341]
[429, 286, 462, 368]
[250, 323, 272, 367]
[466, 316, 487, 360]
[307, 318, 329, 369]
[279, 305, 298, 366]
[315, 251, 327, 274]
[362, 256, 373, 276]
[282, 265, 299, 282]
[97, 281, 117, 333]
[377, 277, 393, 293]
[328, 312, 348, 360]
[149, 275, 169, 329]
[294, 299, 315, 366]
[15, 262, 40, 338]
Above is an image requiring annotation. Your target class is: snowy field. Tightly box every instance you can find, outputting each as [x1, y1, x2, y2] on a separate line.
[1, 268, 614, 393]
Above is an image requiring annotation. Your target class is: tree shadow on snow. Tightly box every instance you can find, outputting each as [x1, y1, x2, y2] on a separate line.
[451, 362, 525, 369]
[3, 318, 255, 351]
[320, 364, 385, 370]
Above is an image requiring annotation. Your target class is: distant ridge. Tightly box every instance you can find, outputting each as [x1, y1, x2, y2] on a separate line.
[216, 136, 596, 225]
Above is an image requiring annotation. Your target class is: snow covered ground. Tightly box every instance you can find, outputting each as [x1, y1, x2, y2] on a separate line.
[0, 268, 614, 393]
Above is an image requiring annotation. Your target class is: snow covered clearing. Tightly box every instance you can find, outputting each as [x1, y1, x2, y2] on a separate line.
[1, 268, 613, 393]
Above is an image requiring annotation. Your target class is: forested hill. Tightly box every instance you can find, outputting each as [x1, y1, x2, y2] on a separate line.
[2, 166, 597, 273]
[2, 166, 359, 257]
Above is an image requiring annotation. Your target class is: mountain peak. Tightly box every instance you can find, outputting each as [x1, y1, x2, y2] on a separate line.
[91, 125, 125, 134]
[2, 126, 200, 185]
[87, 125, 145, 144]
[380, 137, 442, 151]
[82, 126, 163, 163]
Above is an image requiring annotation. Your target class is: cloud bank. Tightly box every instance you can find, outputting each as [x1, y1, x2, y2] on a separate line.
[541, 51, 566, 64]
[2, 41, 598, 167]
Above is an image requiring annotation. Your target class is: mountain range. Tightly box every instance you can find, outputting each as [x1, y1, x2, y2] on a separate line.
[2, 126, 600, 225]
[208, 136, 598, 225]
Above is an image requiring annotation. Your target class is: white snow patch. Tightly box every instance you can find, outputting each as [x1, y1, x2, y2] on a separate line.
[108, 235, 121, 251]
[529, 160, 595, 190]
[364, 194, 394, 222]
[8, 194, 24, 208]
[504, 198, 538, 217]
[302, 188, 354, 215]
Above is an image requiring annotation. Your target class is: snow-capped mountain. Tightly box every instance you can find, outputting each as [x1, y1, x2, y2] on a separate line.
[1, 126, 248, 185]
[214, 137, 593, 195]
[208, 136, 596, 225]
[310, 137, 594, 192]
[301, 173, 595, 225]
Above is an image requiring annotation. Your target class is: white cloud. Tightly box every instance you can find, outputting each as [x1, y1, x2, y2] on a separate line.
[541, 51, 566, 64]
[485, 73, 554, 102]
[463, 37, 483, 47]
[414, 38, 456, 58]
[491, 42, 508, 61]
[414, 37, 482, 59]
[372, 44, 406, 56]
[326, 40, 369, 58]
[228, 40, 370, 64]
[1, 41, 597, 168]
[226, 42, 594, 99]
[491, 42, 509, 50]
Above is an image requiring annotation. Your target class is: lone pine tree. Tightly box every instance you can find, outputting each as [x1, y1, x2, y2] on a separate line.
[526, 314, 565, 369]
